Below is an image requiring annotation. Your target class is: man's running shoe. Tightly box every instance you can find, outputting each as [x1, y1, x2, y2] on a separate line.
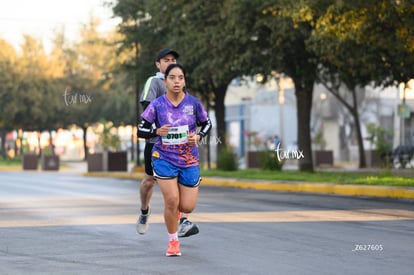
[136, 209, 150, 235]
[166, 240, 181, 257]
[178, 218, 199, 238]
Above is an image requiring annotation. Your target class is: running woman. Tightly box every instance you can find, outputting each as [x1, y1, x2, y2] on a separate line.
[138, 63, 212, 256]
[137, 49, 199, 238]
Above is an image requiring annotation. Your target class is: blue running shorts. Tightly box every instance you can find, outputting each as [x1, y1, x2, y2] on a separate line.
[152, 159, 201, 187]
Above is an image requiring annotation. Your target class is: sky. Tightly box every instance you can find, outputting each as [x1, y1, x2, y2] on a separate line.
[0, 0, 119, 52]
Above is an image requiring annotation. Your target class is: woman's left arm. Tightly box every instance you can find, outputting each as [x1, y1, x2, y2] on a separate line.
[188, 118, 211, 146]
[196, 118, 212, 141]
[195, 100, 212, 141]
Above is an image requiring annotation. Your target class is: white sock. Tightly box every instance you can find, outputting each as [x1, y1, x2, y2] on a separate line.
[168, 232, 178, 241]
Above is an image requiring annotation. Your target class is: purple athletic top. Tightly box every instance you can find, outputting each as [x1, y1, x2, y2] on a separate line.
[141, 93, 209, 167]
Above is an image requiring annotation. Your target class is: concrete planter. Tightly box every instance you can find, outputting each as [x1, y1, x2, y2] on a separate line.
[364, 150, 383, 167]
[41, 155, 60, 171]
[22, 154, 38, 170]
[314, 150, 334, 167]
[247, 151, 261, 168]
[87, 153, 105, 172]
[87, 151, 128, 172]
[107, 151, 128, 171]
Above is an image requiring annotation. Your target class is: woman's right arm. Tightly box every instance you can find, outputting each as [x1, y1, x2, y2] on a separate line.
[137, 119, 157, 139]
[138, 119, 171, 138]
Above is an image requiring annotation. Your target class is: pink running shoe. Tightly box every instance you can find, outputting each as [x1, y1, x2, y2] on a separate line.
[166, 240, 181, 257]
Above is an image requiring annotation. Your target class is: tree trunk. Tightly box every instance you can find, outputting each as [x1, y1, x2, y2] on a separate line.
[350, 89, 366, 168]
[130, 133, 135, 162]
[49, 129, 55, 156]
[134, 40, 141, 166]
[82, 125, 88, 161]
[37, 132, 42, 157]
[321, 83, 367, 168]
[214, 84, 227, 155]
[0, 130, 6, 159]
[294, 80, 314, 171]
[206, 104, 211, 170]
[15, 137, 20, 157]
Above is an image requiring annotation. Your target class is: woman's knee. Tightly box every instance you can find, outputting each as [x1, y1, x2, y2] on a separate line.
[164, 195, 179, 209]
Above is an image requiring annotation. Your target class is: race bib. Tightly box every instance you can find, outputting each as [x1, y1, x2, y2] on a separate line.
[162, 125, 189, 145]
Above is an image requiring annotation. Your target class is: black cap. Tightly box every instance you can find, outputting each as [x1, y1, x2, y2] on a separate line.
[156, 48, 179, 61]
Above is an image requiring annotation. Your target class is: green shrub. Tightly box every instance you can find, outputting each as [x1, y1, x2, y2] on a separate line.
[217, 148, 238, 171]
[259, 150, 283, 170]
[366, 123, 392, 169]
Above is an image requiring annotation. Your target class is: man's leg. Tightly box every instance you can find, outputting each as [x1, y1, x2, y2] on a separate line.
[140, 173, 155, 213]
[136, 143, 155, 235]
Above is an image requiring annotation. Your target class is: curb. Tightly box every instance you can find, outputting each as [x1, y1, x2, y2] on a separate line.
[0, 166, 22, 171]
[84, 172, 414, 200]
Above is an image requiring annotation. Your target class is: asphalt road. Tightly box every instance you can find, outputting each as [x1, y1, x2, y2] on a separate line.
[0, 171, 413, 275]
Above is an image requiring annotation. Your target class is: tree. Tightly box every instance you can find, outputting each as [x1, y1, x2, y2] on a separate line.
[0, 13, 135, 160]
[109, 0, 413, 172]
[57, 16, 134, 158]
[0, 39, 18, 158]
[110, 0, 323, 171]
[308, 0, 414, 168]
[111, 0, 170, 165]
[255, 0, 330, 171]
[132, 0, 263, 157]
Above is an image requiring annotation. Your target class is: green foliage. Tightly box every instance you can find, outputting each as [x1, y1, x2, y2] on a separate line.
[310, 0, 414, 87]
[217, 147, 238, 171]
[42, 146, 54, 156]
[366, 123, 392, 168]
[0, 17, 134, 158]
[0, 157, 21, 166]
[113, 0, 267, 155]
[96, 121, 121, 152]
[312, 128, 327, 150]
[21, 143, 36, 155]
[0, 18, 133, 132]
[258, 150, 283, 171]
[365, 123, 392, 154]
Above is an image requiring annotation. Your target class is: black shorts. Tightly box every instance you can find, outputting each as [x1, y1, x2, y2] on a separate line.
[144, 142, 154, 176]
